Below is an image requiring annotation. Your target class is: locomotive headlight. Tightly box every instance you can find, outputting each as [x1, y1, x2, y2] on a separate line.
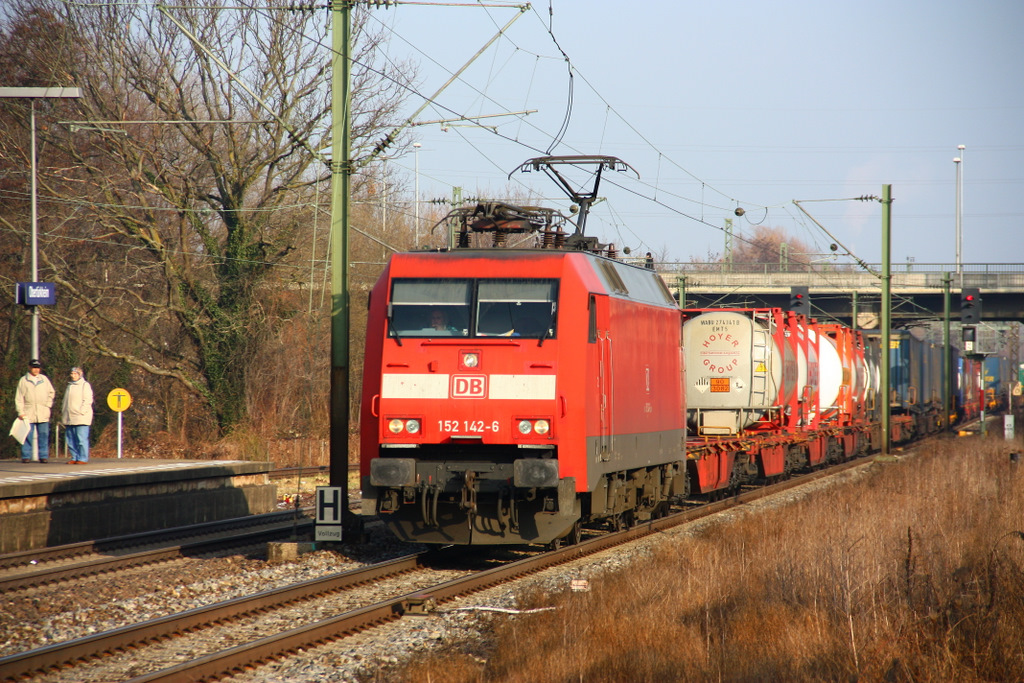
[461, 351, 480, 368]
[517, 419, 551, 436]
[387, 418, 421, 435]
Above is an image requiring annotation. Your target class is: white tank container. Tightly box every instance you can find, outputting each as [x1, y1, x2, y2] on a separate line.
[814, 330, 843, 415]
[792, 321, 819, 425]
[683, 311, 786, 435]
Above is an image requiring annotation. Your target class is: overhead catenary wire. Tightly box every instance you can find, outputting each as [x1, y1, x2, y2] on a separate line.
[346, 3, 786, 261]
[16, 4, 968, 325]
[361, 5, 764, 219]
[44, 2, 904, 277]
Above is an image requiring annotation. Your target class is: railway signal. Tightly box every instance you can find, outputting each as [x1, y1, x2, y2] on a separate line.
[789, 286, 810, 316]
[960, 288, 981, 325]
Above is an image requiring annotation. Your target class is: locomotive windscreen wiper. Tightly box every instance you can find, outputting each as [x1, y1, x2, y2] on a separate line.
[537, 304, 557, 347]
[386, 304, 403, 346]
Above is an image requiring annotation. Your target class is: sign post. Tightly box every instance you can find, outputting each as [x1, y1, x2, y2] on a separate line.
[106, 388, 132, 458]
[315, 486, 343, 542]
[0, 87, 81, 360]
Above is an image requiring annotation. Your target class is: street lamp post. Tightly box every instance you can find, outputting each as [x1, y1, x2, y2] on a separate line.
[0, 87, 81, 361]
[954, 144, 965, 287]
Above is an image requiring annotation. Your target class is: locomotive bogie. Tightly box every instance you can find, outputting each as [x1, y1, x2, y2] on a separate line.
[363, 471, 581, 546]
[589, 461, 687, 524]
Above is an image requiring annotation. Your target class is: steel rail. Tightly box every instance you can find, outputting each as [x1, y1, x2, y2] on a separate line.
[0, 518, 313, 592]
[0, 551, 432, 681]
[268, 465, 334, 480]
[124, 455, 879, 683]
[0, 508, 313, 573]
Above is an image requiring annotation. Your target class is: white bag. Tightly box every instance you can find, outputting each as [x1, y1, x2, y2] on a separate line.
[9, 418, 30, 445]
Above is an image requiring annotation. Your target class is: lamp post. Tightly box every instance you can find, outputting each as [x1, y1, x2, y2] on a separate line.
[413, 142, 421, 247]
[954, 144, 964, 287]
[0, 87, 81, 361]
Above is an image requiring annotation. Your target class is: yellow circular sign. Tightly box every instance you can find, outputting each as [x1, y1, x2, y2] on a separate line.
[107, 388, 132, 412]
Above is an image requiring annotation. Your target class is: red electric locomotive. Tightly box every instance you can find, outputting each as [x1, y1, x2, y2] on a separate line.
[360, 203, 688, 546]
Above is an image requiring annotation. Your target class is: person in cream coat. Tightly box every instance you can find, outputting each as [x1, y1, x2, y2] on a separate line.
[60, 366, 94, 464]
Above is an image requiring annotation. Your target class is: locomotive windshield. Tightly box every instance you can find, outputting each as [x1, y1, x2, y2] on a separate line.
[389, 278, 558, 339]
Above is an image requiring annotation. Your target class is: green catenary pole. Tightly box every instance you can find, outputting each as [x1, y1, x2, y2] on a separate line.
[880, 184, 892, 455]
[329, 1, 355, 531]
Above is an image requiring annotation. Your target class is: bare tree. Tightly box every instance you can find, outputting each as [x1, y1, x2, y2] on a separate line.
[730, 225, 808, 266]
[0, 0, 415, 435]
[689, 225, 815, 272]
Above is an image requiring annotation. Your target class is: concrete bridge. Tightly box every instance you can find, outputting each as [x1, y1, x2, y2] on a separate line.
[655, 262, 1024, 328]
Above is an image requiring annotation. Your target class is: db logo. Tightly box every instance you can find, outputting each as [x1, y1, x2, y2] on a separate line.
[451, 375, 487, 398]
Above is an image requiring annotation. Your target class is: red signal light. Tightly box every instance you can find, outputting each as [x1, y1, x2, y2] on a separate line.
[961, 288, 981, 324]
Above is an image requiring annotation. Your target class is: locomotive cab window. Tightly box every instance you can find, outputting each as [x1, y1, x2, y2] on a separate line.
[476, 279, 558, 339]
[388, 278, 557, 339]
[389, 279, 471, 337]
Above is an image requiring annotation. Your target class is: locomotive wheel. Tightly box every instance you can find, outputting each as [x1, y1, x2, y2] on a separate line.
[613, 511, 634, 531]
[568, 519, 583, 546]
[547, 536, 562, 551]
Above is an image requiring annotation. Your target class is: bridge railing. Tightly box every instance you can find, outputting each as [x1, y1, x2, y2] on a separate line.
[654, 262, 1024, 290]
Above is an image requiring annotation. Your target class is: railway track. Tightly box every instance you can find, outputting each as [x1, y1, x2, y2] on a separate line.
[2, 466, 363, 592]
[0, 549, 460, 682]
[0, 509, 313, 592]
[0, 453, 874, 682]
[267, 465, 334, 480]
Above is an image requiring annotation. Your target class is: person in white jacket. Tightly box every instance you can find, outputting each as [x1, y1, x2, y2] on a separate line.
[15, 359, 55, 463]
[60, 367, 94, 464]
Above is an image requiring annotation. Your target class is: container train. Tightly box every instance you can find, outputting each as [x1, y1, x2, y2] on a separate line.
[359, 157, 998, 548]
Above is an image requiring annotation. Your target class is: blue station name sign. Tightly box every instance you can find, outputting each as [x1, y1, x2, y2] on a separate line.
[16, 282, 56, 306]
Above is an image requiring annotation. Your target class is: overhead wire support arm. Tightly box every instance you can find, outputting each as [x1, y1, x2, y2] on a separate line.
[412, 110, 537, 128]
[791, 197, 880, 278]
[359, 3, 530, 166]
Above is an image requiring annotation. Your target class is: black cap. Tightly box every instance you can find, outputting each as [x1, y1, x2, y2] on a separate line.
[28, 359, 42, 368]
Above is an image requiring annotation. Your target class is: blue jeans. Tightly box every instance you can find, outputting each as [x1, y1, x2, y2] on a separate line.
[65, 425, 91, 462]
[21, 422, 50, 461]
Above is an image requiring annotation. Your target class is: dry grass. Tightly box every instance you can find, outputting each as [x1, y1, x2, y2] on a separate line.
[385, 436, 1024, 682]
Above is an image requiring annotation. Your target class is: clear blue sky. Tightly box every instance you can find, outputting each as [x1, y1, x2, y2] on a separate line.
[372, 1, 1024, 267]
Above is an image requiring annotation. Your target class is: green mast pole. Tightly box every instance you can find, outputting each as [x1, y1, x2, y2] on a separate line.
[330, 1, 355, 531]
[881, 184, 892, 455]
